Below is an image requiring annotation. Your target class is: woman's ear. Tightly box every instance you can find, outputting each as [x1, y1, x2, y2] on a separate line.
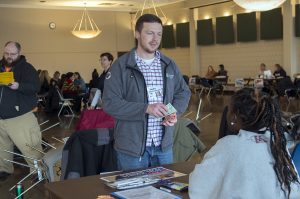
[227, 112, 241, 134]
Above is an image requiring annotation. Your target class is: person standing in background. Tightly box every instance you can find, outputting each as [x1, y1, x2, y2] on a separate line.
[89, 52, 114, 109]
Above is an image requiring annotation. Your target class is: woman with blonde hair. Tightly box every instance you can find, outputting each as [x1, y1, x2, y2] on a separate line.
[38, 70, 51, 95]
[205, 65, 217, 79]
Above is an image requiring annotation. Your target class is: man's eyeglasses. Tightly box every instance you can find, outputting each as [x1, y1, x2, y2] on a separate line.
[4, 52, 18, 57]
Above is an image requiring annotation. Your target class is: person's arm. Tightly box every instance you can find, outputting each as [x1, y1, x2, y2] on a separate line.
[189, 137, 235, 199]
[102, 61, 148, 121]
[171, 61, 191, 116]
[90, 89, 101, 109]
[12, 64, 40, 95]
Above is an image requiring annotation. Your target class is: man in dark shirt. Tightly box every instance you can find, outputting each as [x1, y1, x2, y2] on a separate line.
[0, 41, 42, 181]
[89, 53, 114, 109]
[97, 52, 114, 94]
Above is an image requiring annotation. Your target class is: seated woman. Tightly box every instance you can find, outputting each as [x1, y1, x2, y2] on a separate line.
[61, 72, 81, 113]
[38, 70, 51, 95]
[273, 64, 287, 78]
[205, 65, 217, 79]
[74, 72, 86, 93]
[189, 88, 300, 199]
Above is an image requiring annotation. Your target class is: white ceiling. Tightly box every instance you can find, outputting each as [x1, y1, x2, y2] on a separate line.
[0, 0, 184, 11]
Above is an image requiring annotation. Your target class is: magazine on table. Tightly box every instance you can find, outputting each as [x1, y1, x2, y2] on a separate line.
[100, 166, 186, 189]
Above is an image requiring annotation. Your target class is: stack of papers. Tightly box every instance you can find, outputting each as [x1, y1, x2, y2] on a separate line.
[111, 186, 181, 199]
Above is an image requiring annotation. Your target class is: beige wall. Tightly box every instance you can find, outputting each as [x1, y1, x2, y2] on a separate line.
[159, 2, 191, 75]
[161, 0, 300, 81]
[195, 1, 285, 81]
[1, 1, 299, 81]
[0, 7, 134, 81]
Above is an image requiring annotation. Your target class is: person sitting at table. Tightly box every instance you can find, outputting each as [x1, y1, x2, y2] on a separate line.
[217, 64, 227, 76]
[62, 72, 81, 113]
[189, 88, 300, 199]
[258, 63, 267, 78]
[205, 65, 217, 79]
[51, 71, 61, 87]
[74, 72, 86, 93]
[273, 64, 287, 78]
[38, 70, 51, 96]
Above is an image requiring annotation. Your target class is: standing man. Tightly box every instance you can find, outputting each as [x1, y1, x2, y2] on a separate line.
[0, 41, 42, 181]
[103, 14, 191, 171]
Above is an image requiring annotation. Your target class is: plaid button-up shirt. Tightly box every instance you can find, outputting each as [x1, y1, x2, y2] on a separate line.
[135, 51, 164, 147]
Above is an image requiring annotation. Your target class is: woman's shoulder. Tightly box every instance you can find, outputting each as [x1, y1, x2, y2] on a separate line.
[212, 131, 257, 152]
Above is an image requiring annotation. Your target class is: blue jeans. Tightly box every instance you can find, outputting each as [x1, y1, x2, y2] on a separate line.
[116, 145, 173, 171]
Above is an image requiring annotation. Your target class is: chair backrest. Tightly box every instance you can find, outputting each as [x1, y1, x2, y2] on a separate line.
[200, 78, 212, 88]
[183, 75, 189, 85]
[292, 143, 300, 174]
[215, 76, 228, 85]
[285, 89, 298, 98]
[56, 87, 65, 101]
[235, 78, 245, 88]
[254, 78, 264, 88]
[295, 78, 300, 89]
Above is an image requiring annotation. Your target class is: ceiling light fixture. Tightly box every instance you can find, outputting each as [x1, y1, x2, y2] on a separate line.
[132, 0, 168, 26]
[71, 3, 102, 39]
[233, 0, 286, 11]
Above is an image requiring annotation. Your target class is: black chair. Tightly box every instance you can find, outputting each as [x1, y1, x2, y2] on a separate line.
[199, 78, 213, 97]
[61, 128, 117, 180]
[183, 75, 189, 85]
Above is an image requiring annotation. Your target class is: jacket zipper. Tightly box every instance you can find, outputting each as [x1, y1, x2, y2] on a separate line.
[130, 70, 140, 93]
[126, 65, 148, 158]
[161, 62, 168, 144]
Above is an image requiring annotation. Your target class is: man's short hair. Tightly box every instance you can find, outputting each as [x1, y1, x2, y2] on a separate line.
[100, 52, 114, 62]
[4, 41, 21, 53]
[135, 14, 162, 33]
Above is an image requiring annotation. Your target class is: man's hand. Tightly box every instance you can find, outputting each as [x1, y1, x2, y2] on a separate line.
[8, 82, 19, 90]
[146, 103, 168, 118]
[87, 106, 95, 110]
[162, 113, 177, 126]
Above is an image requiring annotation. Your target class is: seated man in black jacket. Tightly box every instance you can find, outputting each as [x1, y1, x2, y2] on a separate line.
[0, 41, 42, 181]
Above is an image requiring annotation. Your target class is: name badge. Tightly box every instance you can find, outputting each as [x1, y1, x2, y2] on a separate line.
[147, 85, 163, 101]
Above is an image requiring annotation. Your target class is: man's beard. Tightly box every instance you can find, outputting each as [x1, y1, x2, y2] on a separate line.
[2, 56, 20, 67]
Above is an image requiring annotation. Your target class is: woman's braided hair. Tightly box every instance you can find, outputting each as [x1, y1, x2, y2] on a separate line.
[231, 88, 299, 197]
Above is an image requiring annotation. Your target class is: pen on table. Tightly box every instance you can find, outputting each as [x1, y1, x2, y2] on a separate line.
[160, 187, 171, 193]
